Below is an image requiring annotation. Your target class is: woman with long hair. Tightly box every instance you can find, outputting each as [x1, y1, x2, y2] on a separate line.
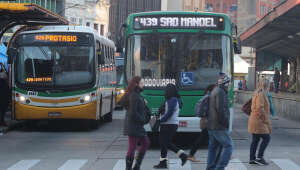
[121, 76, 150, 170]
[248, 79, 272, 166]
[153, 84, 188, 169]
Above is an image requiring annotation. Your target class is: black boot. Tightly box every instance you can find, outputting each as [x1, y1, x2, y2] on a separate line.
[153, 158, 168, 169]
[126, 156, 134, 170]
[177, 150, 188, 166]
[132, 152, 146, 170]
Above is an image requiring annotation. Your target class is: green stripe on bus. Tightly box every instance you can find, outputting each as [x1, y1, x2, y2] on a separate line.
[15, 87, 97, 97]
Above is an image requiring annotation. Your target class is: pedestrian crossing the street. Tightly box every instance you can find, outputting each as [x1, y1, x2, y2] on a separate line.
[3, 158, 300, 170]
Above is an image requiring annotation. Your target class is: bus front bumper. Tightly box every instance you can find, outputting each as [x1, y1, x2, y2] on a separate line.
[14, 101, 97, 120]
[145, 117, 202, 133]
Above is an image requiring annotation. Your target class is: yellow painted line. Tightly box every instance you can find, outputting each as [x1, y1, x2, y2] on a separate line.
[30, 97, 80, 104]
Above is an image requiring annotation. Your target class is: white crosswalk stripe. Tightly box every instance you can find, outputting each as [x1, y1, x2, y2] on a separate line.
[272, 159, 300, 170]
[226, 159, 247, 170]
[169, 159, 191, 170]
[6, 160, 40, 170]
[112, 159, 126, 170]
[57, 159, 88, 170]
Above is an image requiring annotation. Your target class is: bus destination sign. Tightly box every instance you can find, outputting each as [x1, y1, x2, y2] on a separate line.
[134, 15, 224, 30]
[18, 33, 93, 46]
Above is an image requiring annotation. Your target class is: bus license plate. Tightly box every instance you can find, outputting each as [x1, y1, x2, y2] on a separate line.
[48, 112, 62, 117]
[179, 121, 187, 127]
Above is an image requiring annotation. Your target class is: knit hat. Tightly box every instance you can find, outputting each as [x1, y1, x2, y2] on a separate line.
[218, 72, 231, 86]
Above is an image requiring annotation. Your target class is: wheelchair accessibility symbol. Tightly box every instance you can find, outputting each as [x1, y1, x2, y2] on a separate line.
[181, 72, 194, 86]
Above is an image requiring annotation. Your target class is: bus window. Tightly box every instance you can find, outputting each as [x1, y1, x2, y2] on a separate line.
[130, 34, 231, 89]
[96, 41, 104, 65]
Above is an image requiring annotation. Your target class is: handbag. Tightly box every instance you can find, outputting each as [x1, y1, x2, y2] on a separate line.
[200, 117, 208, 130]
[144, 106, 151, 124]
[149, 114, 160, 132]
[0, 63, 7, 80]
[242, 98, 252, 116]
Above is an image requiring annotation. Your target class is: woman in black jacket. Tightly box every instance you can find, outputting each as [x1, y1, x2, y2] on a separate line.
[121, 76, 150, 170]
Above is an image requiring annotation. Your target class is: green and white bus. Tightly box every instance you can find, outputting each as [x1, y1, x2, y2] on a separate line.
[118, 11, 241, 132]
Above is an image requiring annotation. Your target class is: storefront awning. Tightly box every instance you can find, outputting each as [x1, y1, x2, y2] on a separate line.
[240, 0, 300, 58]
[0, 3, 68, 40]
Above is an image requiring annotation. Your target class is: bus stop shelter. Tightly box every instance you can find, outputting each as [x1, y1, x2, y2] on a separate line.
[240, 0, 300, 94]
[0, 3, 68, 41]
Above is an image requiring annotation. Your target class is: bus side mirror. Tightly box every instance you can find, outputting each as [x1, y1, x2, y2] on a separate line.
[234, 37, 242, 54]
[116, 23, 127, 53]
[7, 48, 18, 64]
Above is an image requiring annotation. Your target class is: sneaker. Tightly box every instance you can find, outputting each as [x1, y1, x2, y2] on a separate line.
[249, 160, 258, 165]
[255, 158, 269, 165]
[187, 156, 200, 162]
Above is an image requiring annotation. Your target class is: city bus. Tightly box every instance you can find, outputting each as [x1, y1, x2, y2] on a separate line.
[118, 11, 241, 133]
[7, 26, 116, 128]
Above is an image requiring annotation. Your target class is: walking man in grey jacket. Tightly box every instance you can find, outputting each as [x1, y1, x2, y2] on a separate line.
[206, 73, 233, 170]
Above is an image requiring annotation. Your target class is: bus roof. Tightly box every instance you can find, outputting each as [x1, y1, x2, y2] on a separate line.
[0, 3, 68, 40]
[19, 25, 115, 47]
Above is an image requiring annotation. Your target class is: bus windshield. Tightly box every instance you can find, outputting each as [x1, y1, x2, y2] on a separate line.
[16, 45, 94, 89]
[127, 34, 231, 89]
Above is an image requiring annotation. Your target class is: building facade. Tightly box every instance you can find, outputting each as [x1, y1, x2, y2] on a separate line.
[182, 0, 205, 11]
[109, 0, 161, 43]
[256, 0, 282, 20]
[205, 0, 238, 23]
[182, 0, 237, 23]
[64, 0, 110, 37]
[0, 0, 65, 15]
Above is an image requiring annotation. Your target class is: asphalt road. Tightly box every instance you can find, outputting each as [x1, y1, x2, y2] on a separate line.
[0, 105, 300, 170]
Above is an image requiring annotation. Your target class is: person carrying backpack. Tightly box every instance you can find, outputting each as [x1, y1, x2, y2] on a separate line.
[187, 84, 216, 162]
[206, 73, 233, 170]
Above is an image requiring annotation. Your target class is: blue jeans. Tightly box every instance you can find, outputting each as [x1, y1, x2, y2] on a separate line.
[207, 130, 233, 170]
[250, 134, 270, 160]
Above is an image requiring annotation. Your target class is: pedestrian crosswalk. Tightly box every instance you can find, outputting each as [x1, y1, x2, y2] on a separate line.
[271, 159, 300, 170]
[57, 160, 88, 170]
[6, 160, 40, 170]
[3, 158, 300, 170]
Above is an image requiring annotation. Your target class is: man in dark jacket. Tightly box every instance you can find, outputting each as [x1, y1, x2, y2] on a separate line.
[274, 68, 280, 93]
[0, 77, 9, 126]
[206, 73, 233, 170]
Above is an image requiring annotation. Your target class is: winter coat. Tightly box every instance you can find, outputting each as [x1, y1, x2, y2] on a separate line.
[0, 79, 9, 108]
[123, 91, 149, 137]
[274, 71, 280, 83]
[248, 90, 272, 134]
[207, 86, 230, 130]
[160, 97, 182, 125]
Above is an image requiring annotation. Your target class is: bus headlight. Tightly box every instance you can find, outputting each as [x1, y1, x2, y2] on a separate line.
[84, 95, 91, 102]
[120, 89, 125, 94]
[19, 96, 26, 102]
